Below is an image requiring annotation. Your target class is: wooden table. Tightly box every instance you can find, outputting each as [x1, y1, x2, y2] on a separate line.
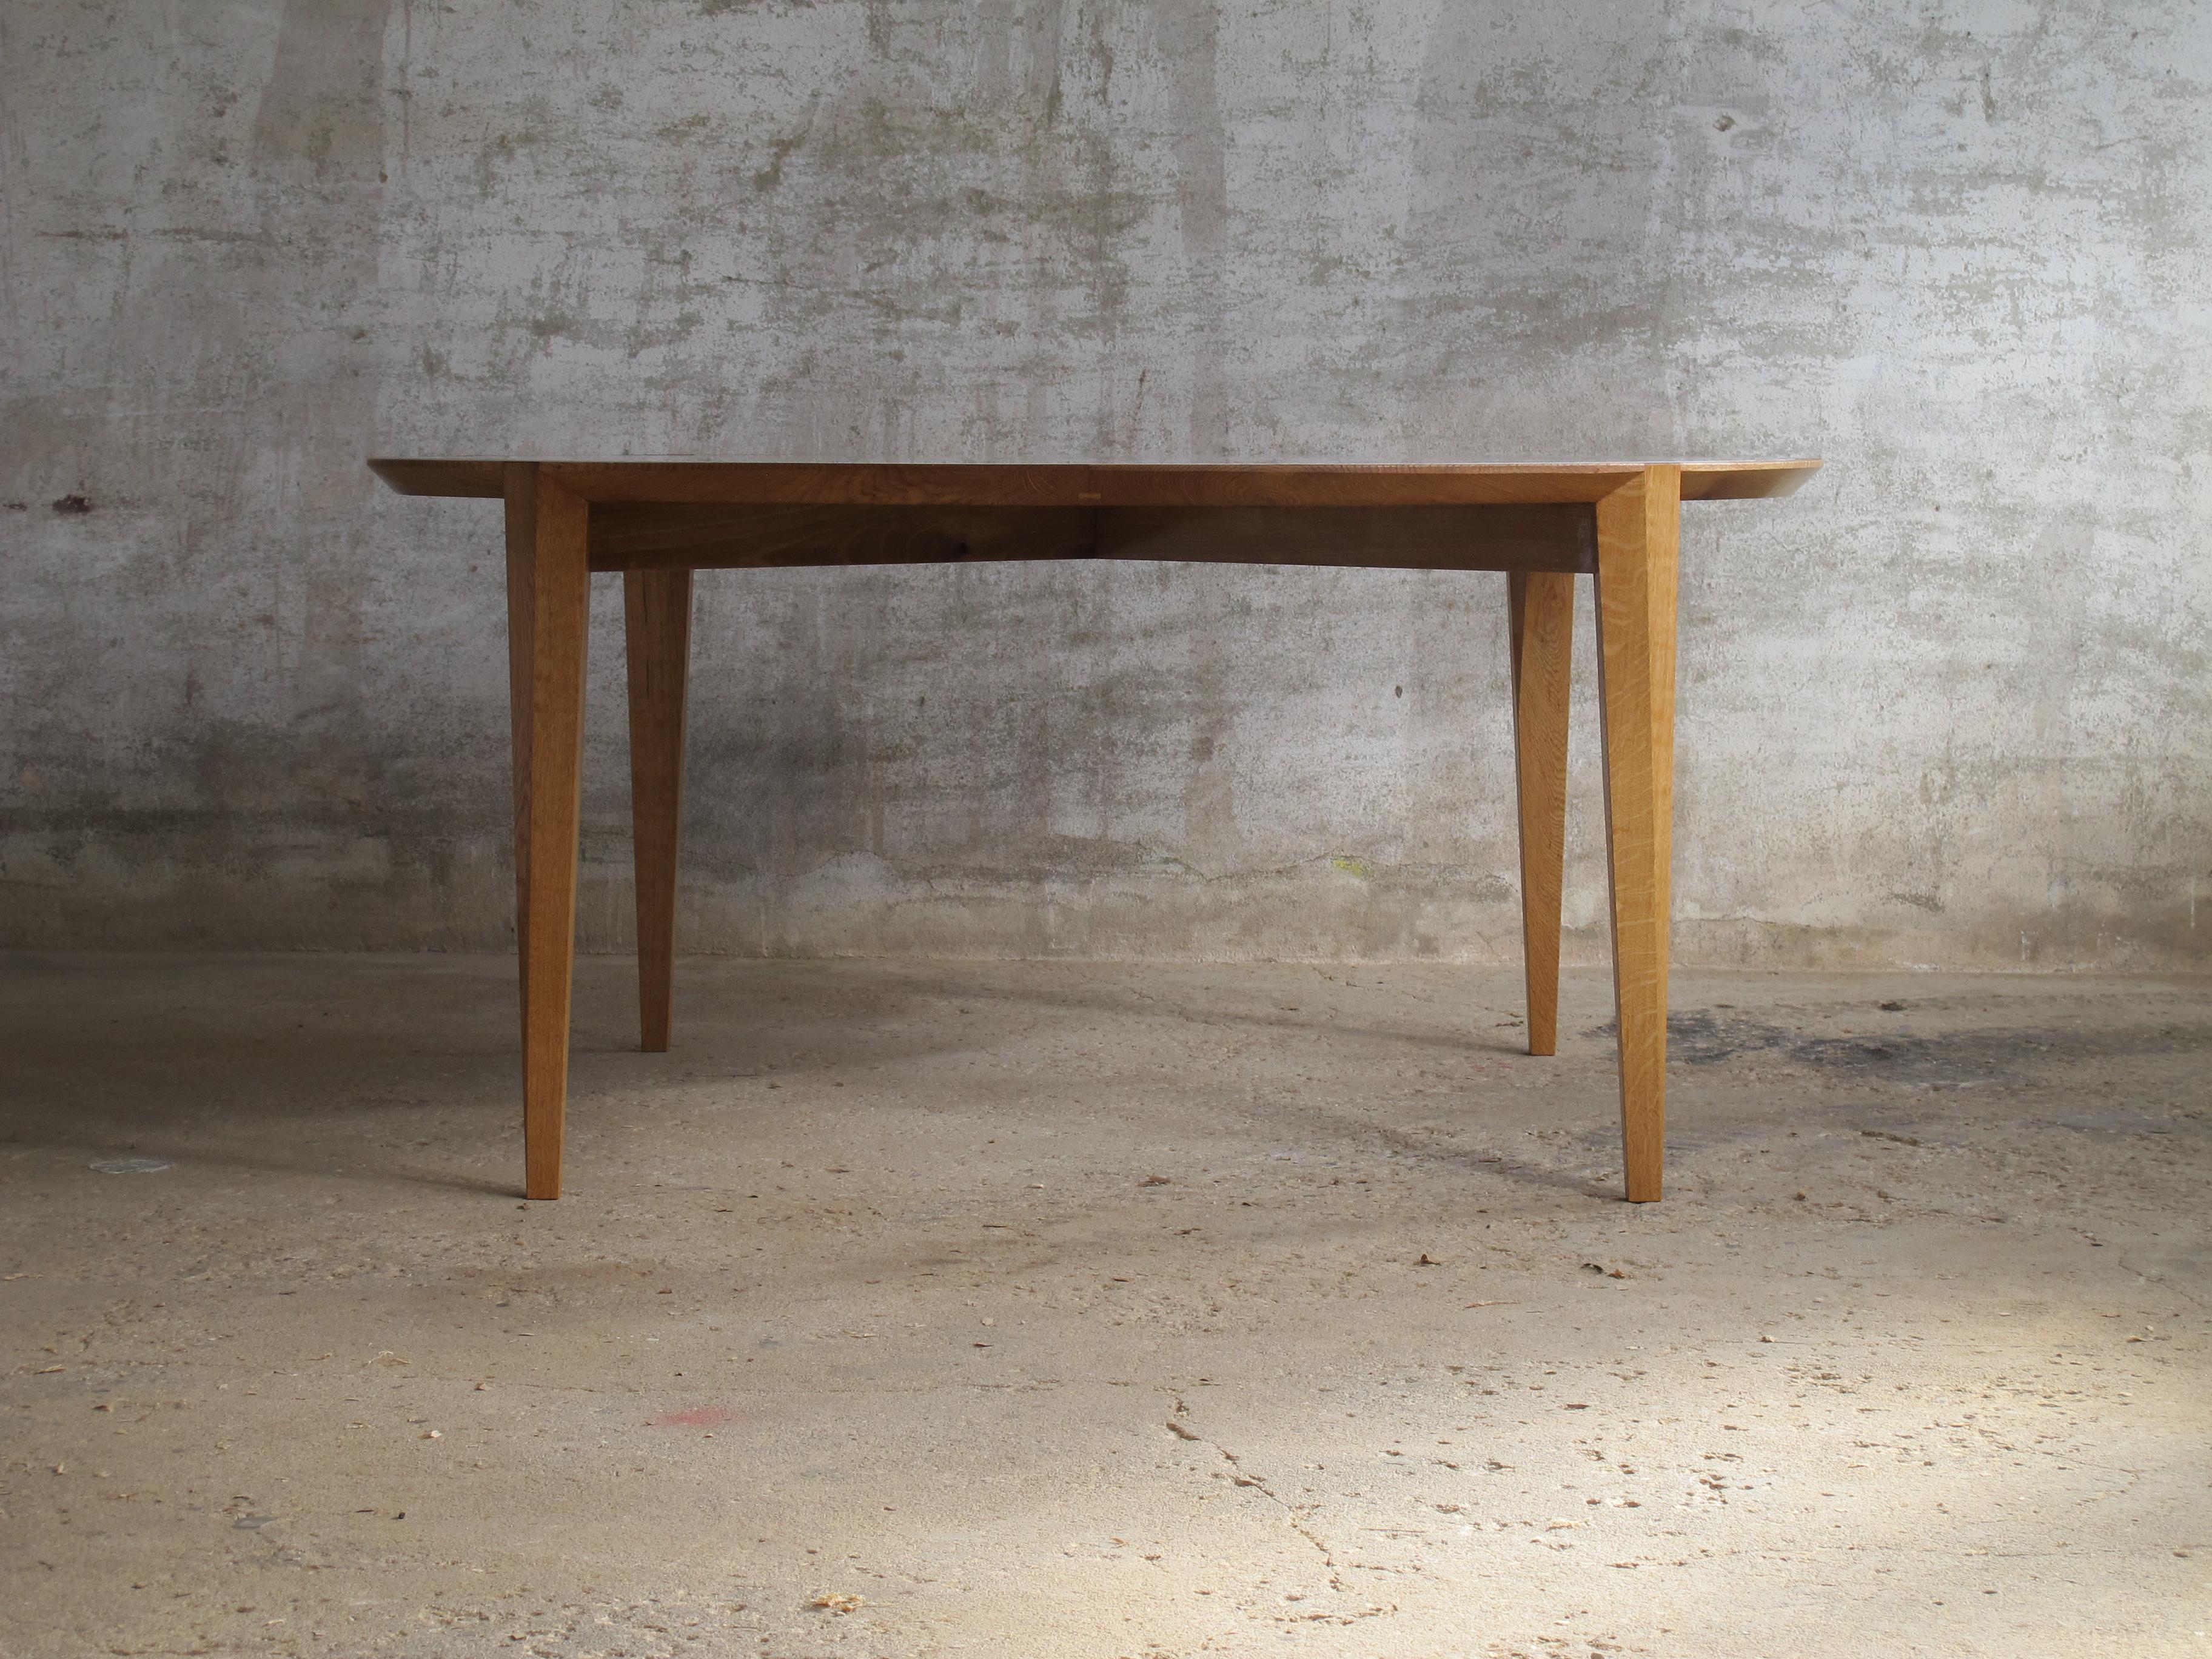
[369, 459, 1818, 1202]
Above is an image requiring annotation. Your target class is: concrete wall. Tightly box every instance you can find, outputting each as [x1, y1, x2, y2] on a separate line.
[3, 1, 2207, 970]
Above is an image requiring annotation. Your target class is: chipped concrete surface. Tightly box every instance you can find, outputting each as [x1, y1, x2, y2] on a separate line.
[2, 954, 2207, 1655]
[1, 3, 2209, 967]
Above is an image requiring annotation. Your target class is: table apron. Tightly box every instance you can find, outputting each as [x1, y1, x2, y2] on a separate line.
[584, 502, 1597, 575]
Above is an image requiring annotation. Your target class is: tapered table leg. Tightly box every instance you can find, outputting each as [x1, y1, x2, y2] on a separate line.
[1508, 570, 1574, 1057]
[624, 569, 692, 1053]
[1593, 464, 1682, 1202]
[504, 463, 592, 1201]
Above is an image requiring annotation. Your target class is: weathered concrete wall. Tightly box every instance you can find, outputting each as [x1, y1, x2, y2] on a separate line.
[2, 1, 2208, 968]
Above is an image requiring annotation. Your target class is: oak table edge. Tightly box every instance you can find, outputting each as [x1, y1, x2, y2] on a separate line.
[369, 458, 1821, 507]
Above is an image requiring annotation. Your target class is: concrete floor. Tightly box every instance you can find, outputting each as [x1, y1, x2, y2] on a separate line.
[1, 954, 2206, 1658]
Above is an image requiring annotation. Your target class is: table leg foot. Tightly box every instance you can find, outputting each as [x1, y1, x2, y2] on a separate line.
[505, 464, 592, 1201]
[1594, 466, 1681, 1204]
